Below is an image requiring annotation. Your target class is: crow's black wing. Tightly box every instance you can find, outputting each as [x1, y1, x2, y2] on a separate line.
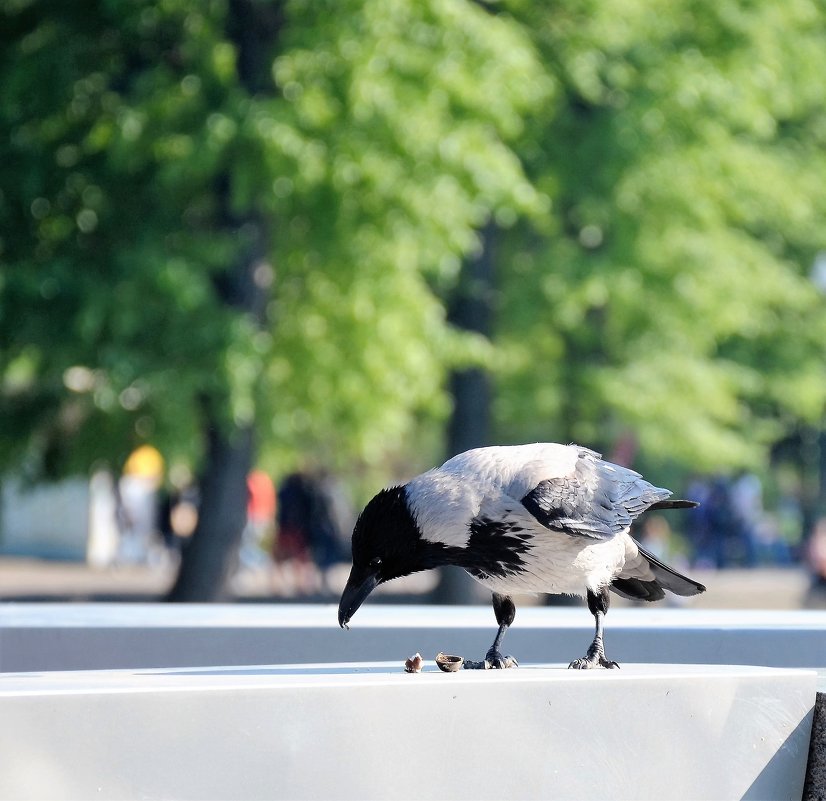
[519, 452, 671, 540]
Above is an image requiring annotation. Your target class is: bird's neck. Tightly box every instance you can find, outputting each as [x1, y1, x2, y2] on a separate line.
[414, 537, 471, 571]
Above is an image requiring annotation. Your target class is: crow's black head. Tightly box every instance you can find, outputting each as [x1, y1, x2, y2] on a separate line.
[338, 485, 423, 628]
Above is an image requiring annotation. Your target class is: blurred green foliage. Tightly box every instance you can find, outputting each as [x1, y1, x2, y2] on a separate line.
[1, 0, 825, 488]
[497, 0, 826, 471]
[0, 0, 544, 482]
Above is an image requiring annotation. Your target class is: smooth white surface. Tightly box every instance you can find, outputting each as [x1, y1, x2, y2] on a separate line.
[4, 602, 826, 628]
[0, 662, 815, 801]
[2, 604, 826, 671]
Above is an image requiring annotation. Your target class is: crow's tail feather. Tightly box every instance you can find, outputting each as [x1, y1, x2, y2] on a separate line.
[611, 541, 706, 602]
[647, 499, 699, 511]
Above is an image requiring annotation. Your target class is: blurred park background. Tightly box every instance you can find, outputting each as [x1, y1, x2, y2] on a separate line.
[2, 0, 826, 608]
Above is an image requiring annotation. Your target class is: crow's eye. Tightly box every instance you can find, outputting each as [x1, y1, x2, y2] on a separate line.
[369, 557, 383, 570]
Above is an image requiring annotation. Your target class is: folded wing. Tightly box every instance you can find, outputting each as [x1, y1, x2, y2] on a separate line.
[519, 448, 672, 541]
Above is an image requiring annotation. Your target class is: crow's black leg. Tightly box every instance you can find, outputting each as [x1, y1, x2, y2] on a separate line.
[568, 587, 619, 670]
[485, 593, 518, 669]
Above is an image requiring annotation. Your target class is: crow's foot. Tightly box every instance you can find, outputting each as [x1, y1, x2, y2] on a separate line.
[485, 648, 519, 669]
[568, 655, 619, 670]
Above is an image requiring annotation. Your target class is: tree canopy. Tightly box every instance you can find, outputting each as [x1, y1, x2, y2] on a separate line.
[2, 0, 826, 507]
[496, 0, 826, 471]
[0, 0, 545, 488]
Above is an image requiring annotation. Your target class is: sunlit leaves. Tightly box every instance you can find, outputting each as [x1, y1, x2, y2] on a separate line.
[5, 0, 823, 488]
[497, 0, 826, 470]
[0, 0, 545, 480]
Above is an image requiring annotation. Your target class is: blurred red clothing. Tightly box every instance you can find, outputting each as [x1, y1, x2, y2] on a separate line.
[247, 470, 276, 524]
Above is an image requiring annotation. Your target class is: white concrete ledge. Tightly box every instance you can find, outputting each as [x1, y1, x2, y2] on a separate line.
[2, 604, 826, 672]
[0, 661, 815, 801]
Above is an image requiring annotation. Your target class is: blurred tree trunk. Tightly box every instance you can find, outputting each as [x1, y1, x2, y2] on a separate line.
[446, 222, 496, 457]
[434, 223, 497, 604]
[167, 421, 254, 601]
[167, 0, 280, 601]
[168, 214, 269, 601]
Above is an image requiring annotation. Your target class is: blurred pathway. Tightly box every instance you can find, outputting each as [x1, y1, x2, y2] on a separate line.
[0, 557, 816, 609]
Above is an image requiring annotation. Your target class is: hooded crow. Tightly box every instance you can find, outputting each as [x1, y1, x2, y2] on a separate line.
[338, 443, 705, 669]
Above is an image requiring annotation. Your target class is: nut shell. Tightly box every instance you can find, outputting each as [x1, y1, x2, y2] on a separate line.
[435, 652, 463, 672]
[404, 653, 424, 673]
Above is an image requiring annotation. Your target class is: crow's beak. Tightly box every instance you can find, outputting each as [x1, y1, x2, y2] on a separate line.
[338, 566, 380, 629]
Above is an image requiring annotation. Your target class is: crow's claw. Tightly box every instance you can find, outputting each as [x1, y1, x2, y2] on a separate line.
[568, 656, 620, 670]
[485, 648, 519, 669]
